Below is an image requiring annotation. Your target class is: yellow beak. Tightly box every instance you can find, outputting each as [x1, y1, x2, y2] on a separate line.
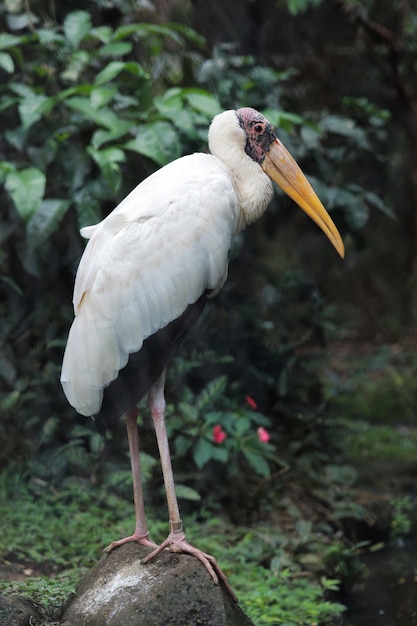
[262, 140, 345, 258]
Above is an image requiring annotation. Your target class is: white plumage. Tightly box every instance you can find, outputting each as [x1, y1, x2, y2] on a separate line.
[61, 150, 251, 415]
[61, 111, 276, 417]
[60, 107, 344, 590]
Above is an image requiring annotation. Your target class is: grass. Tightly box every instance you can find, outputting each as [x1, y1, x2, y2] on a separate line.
[344, 420, 417, 462]
[326, 344, 417, 469]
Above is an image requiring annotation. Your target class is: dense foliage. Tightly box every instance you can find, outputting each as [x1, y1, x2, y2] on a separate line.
[1, 0, 417, 623]
[1, 0, 401, 478]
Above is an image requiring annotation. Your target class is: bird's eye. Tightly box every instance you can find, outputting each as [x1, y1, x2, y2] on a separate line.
[254, 124, 264, 133]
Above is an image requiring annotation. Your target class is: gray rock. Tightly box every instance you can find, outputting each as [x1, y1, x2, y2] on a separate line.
[61, 543, 255, 625]
[0, 594, 45, 626]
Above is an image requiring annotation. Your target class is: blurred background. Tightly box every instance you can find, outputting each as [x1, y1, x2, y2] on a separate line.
[0, 1, 416, 624]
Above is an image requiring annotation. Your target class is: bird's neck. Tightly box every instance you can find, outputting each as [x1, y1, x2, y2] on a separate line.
[235, 157, 274, 231]
[208, 110, 274, 231]
[218, 147, 274, 232]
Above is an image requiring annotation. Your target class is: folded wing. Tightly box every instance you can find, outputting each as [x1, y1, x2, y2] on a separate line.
[61, 153, 238, 418]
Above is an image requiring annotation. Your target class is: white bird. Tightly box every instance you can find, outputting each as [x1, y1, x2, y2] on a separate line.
[61, 107, 344, 592]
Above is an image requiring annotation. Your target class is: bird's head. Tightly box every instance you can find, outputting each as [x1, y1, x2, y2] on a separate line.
[209, 107, 344, 258]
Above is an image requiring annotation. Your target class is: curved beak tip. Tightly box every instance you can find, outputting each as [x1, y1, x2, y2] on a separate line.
[333, 237, 345, 259]
[262, 142, 345, 260]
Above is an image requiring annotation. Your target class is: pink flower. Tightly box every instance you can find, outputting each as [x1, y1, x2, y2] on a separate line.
[245, 395, 258, 410]
[213, 424, 226, 444]
[257, 427, 270, 443]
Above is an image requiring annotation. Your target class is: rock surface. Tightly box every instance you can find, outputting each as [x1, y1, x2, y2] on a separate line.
[60, 543, 255, 625]
[0, 594, 44, 626]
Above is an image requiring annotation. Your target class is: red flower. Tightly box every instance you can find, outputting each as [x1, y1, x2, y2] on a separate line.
[212, 424, 226, 444]
[245, 395, 258, 410]
[257, 427, 270, 443]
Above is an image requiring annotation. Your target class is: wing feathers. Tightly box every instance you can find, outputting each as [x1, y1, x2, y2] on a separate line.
[96, 293, 208, 434]
[61, 153, 239, 417]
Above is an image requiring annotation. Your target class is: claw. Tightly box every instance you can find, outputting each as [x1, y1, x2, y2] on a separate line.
[142, 531, 237, 602]
[104, 532, 158, 553]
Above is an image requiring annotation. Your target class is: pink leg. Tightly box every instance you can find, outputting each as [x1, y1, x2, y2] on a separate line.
[105, 407, 157, 552]
[142, 370, 236, 600]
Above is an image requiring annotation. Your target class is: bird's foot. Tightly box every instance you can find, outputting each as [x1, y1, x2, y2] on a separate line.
[142, 524, 237, 602]
[104, 531, 158, 553]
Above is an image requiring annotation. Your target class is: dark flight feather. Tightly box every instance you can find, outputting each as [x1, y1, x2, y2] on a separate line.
[95, 293, 208, 435]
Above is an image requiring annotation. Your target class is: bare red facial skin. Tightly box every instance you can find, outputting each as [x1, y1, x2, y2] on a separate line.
[236, 107, 278, 164]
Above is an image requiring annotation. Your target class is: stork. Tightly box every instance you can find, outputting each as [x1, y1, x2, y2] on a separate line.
[61, 107, 344, 592]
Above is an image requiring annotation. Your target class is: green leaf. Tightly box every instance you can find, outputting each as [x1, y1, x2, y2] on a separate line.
[26, 199, 71, 248]
[154, 89, 183, 116]
[320, 115, 370, 149]
[6, 13, 37, 32]
[174, 435, 192, 456]
[0, 33, 23, 49]
[0, 95, 18, 115]
[91, 127, 129, 149]
[185, 91, 222, 118]
[242, 449, 271, 477]
[94, 61, 146, 85]
[87, 146, 126, 194]
[124, 121, 181, 166]
[36, 28, 65, 46]
[210, 446, 229, 463]
[197, 376, 228, 410]
[90, 86, 117, 110]
[340, 185, 370, 229]
[66, 97, 131, 134]
[0, 161, 16, 184]
[276, 111, 305, 132]
[154, 92, 200, 137]
[64, 11, 92, 48]
[0, 52, 14, 73]
[5, 168, 46, 220]
[0, 276, 24, 297]
[114, 23, 183, 45]
[60, 49, 90, 83]
[88, 146, 126, 166]
[89, 26, 113, 45]
[65, 96, 100, 120]
[287, 0, 322, 15]
[94, 61, 125, 85]
[113, 23, 150, 41]
[193, 438, 215, 469]
[18, 94, 54, 130]
[234, 416, 251, 436]
[165, 22, 206, 48]
[175, 484, 201, 501]
[300, 125, 320, 150]
[98, 42, 132, 57]
[364, 190, 395, 218]
[9, 82, 35, 98]
[74, 188, 101, 231]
